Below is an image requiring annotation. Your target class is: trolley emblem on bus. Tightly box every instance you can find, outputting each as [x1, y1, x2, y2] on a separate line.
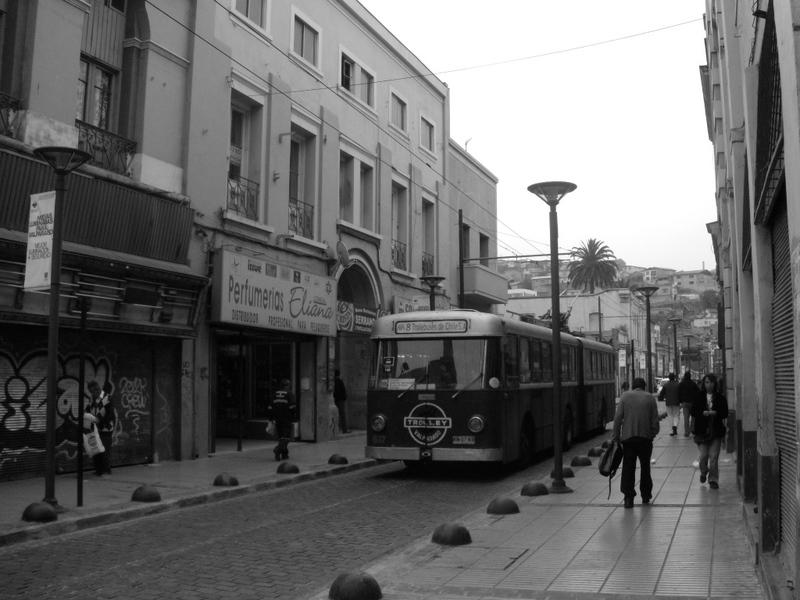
[403, 402, 452, 445]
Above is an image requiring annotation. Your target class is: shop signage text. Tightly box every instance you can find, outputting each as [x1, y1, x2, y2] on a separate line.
[212, 249, 336, 336]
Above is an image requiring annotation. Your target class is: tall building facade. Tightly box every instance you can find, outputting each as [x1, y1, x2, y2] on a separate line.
[702, 1, 800, 593]
[0, 0, 505, 481]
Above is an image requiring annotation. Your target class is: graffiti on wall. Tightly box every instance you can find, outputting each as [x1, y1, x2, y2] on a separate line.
[0, 348, 114, 473]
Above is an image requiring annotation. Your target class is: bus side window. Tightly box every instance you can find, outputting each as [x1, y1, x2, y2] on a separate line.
[541, 340, 552, 382]
[503, 335, 519, 388]
[519, 338, 532, 383]
[531, 339, 542, 382]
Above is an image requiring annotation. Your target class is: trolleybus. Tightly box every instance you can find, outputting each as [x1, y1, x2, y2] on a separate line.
[366, 310, 617, 465]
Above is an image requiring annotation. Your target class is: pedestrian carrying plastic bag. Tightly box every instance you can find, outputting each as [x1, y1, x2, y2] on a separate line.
[598, 438, 623, 499]
[83, 424, 105, 457]
[265, 419, 277, 437]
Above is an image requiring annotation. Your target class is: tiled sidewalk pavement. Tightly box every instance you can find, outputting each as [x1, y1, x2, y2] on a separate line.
[313, 427, 764, 600]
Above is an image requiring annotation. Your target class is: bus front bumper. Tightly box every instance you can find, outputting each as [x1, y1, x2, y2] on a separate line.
[365, 446, 503, 462]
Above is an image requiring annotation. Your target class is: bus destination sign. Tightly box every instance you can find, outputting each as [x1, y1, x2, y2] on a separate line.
[394, 319, 468, 335]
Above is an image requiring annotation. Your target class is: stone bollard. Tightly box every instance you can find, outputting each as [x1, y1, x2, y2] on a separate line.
[277, 462, 299, 474]
[131, 484, 161, 503]
[328, 454, 349, 465]
[431, 522, 471, 546]
[213, 473, 239, 486]
[521, 482, 549, 496]
[550, 466, 575, 478]
[487, 497, 519, 515]
[587, 447, 604, 457]
[601, 440, 611, 449]
[571, 456, 592, 467]
[328, 571, 382, 600]
[21, 501, 58, 523]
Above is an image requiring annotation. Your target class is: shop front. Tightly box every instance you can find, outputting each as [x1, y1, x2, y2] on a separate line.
[210, 248, 337, 446]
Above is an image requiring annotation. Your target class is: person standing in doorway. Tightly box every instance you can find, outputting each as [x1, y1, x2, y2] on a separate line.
[86, 380, 116, 475]
[678, 371, 699, 437]
[270, 378, 296, 461]
[658, 373, 681, 436]
[612, 377, 660, 508]
[334, 370, 348, 434]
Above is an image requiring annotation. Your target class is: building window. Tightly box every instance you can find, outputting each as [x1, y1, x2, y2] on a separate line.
[233, 0, 266, 28]
[391, 93, 406, 131]
[339, 151, 354, 222]
[293, 15, 318, 66]
[105, 0, 125, 12]
[422, 199, 435, 276]
[420, 116, 434, 152]
[391, 182, 408, 270]
[340, 52, 374, 108]
[461, 223, 470, 260]
[77, 58, 113, 130]
[227, 97, 261, 221]
[289, 124, 316, 238]
[360, 163, 374, 231]
[479, 233, 489, 266]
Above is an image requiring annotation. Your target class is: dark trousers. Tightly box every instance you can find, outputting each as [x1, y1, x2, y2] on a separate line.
[335, 400, 347, 433]
[93, 432, 112, 474]
[620, 437, 653, 500]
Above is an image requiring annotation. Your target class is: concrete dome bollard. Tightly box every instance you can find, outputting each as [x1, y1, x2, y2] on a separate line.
[328, 454, 349, 465]
[571, 456, 592, 467]
[131, 484, 161, 503]
[550, 467, 574, 478]
[587, 447, 604, 457]
[277, 462, 299, 474]
[22, 501, 58, 523]
[487, 497, 519, 515]
[601, 440, 611, 449]
[521, 482, 549, 496]
[328, 571, 382, 600]
[431, 522, 471, 546]
[213, 473, 239, 487]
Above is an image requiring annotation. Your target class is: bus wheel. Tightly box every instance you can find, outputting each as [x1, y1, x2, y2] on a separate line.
[562, 411, 575, 450]
[519, 421, 534, 466]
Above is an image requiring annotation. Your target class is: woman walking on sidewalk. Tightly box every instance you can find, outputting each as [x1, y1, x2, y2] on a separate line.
[691, 373, 728, 489]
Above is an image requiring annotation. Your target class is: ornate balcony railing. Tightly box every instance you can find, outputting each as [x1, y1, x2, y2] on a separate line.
[0, 92, 21, 138]
[227, 175, 259, 220]
[421, 251, 434, 276]
[289, 199, 314, 238]
[76, 119, 137, 176]
[392, 239, 407, 271]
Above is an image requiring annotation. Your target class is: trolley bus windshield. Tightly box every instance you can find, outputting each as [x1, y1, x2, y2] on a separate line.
[372, 338, 487, 392]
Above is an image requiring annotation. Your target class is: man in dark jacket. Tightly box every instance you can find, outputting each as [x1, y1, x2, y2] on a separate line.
[334, 370, 348, 433]
[612, 377, 660, 508]
[678, 371, 699, 437]
[659, 373, 681, 436]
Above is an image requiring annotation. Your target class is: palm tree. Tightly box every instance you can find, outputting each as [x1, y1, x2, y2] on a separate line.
[568, 238, 618, 293]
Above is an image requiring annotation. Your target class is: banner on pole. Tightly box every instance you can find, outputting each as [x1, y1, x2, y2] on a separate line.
[23, 191, 56, 291]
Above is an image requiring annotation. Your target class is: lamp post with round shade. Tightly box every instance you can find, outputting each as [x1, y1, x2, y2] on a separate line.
[30, 146, 91, 512]
[420, 275, 445, 311]
[668, 316, 681, 375]
[634, 286, 659, 392]
[527, 181, 576, 494]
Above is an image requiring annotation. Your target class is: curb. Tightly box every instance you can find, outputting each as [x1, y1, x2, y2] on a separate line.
[0, 458, 381, 548]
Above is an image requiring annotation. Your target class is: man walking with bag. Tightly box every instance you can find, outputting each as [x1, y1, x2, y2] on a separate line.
[612, 377, 660, 508]
[658, 373, 681, 436]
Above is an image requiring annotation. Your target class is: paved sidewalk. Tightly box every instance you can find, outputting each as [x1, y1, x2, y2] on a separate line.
[0, 431, 375, 547]
[313, 418, 767, 600]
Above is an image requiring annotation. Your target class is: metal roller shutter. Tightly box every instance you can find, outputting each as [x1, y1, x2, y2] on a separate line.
[770, 203, 796, 567]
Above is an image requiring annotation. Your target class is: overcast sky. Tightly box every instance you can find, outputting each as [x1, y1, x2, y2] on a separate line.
[358, 0, 716, 272]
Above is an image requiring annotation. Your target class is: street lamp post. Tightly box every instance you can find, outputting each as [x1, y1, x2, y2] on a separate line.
[32, 146, 91, 510]
[634, 286, 658, 393]
[420, 275, 445, 311]
[685, 335, 694, 377]
[527, 180, 576, 494]
[668, 316, 681, 375]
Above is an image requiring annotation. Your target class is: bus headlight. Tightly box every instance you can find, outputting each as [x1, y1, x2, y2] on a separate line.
[370, 413, 387, 432]
[467, 414, 485, 433]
